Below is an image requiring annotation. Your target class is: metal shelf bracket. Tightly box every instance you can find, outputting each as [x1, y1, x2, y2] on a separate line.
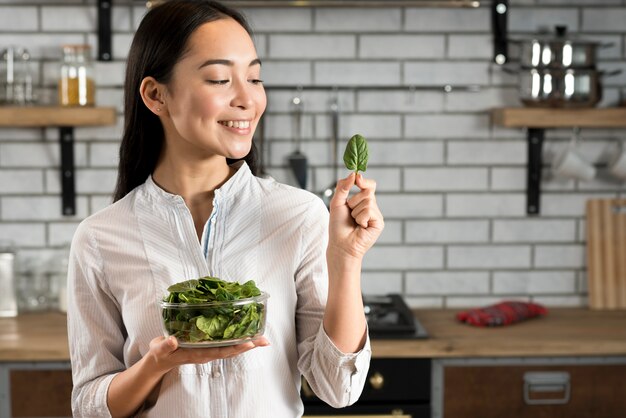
[526, 128, 544, 216]
[59, 127, 76, 216]
[98, 0, 112, 61]
[492, 0, 509, 65]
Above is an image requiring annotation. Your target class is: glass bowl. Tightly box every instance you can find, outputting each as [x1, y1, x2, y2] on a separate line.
[158, 292, 269, 348]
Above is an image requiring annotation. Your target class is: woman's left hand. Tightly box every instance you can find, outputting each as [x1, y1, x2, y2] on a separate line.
[328, 172, 384, 261]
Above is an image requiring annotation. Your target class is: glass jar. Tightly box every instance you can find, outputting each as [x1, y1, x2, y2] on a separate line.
[58, 44, 95, 107]
[1, 46, 35, 106]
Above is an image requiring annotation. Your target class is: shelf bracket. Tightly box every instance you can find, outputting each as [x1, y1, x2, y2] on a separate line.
[97, 0, 112, 61]
[59, 127, 76, 216]
[526, 128, 544, 216]
[492, 0, 508, 65]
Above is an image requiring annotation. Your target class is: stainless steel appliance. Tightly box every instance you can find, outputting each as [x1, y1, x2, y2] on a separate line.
[302, 294, 430, 417]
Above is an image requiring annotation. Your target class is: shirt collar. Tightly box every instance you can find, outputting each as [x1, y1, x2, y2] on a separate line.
[144, 160, 251, 206]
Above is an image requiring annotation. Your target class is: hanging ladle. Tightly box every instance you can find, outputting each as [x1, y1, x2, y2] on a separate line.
[287, 92, 308, 189]
[322, 97, 340, 208]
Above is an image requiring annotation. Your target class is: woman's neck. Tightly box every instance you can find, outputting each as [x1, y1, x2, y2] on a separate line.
[152, 153, 234, 241]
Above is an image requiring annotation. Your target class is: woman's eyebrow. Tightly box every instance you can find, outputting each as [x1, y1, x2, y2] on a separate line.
[198, 58, 262, 70]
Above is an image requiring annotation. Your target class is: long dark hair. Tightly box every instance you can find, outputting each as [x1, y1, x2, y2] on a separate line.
[113, 0, 260, 202]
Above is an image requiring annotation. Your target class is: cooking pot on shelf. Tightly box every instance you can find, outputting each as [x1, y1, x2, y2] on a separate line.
[512, 25, 611, 70]
[517, 67, 620, 108]
[504, 26, 620, 108]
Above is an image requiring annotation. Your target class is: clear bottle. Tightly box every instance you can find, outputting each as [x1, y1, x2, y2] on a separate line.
[58, 44, 95, 107]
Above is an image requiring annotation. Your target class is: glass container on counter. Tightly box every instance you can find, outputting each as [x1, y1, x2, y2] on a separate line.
[58, 44, 95, 107]
[0, 241, 17, 317]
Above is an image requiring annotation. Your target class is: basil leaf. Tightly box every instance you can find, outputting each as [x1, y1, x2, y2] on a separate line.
[343, 134, 369, 174]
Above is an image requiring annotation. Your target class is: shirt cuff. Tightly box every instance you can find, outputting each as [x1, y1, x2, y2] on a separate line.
[315, 322, 371, 373]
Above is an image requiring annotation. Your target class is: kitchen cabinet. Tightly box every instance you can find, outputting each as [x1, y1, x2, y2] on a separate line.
[0, 106, 116, 216]
[2, 363, 72, 418]
[491, 107, 626, 215]
[437, 358, 626, 418]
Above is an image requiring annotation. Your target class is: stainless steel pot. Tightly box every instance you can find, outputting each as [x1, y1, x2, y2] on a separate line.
[514, 26, 608, 70]
[518, 68, 602, 108]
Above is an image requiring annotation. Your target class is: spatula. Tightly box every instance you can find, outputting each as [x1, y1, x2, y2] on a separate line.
[288, 94, 307, 189]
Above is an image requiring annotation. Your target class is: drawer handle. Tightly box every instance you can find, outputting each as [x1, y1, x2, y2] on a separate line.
[523, 371, 570, 405]
[369, 371, 384, 390]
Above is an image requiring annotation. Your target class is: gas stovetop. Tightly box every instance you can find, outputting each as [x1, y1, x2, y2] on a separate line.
[363, 294, 428, 339]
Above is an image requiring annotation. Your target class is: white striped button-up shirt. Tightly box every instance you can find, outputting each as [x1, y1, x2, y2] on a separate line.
[67, 161, 371, 418]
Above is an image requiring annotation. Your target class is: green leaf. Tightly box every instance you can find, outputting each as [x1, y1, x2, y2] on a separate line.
[167, 279, 200, 293]
[343, 134, 369, 174]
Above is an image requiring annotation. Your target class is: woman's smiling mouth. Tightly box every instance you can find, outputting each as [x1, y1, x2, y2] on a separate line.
[218, 120, 251, 129]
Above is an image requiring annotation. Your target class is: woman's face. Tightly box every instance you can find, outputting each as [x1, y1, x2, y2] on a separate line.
[161, 18, 266, 161]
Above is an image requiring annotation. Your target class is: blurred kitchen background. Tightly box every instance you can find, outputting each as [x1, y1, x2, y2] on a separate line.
[1, 0, 626, 314]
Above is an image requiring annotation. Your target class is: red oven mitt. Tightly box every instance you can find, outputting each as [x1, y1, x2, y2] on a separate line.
[456, 301, 548, 327]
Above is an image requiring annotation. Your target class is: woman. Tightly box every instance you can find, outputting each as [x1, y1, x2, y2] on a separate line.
[67, 1, 384, 417]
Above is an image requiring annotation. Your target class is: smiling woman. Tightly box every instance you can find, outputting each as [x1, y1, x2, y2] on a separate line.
[66, 1, 384, 418]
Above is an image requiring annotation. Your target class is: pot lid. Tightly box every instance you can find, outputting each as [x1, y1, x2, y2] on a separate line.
[513, 25, 602, 45]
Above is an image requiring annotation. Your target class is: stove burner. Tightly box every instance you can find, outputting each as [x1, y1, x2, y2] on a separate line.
[363, 294, 428, 339]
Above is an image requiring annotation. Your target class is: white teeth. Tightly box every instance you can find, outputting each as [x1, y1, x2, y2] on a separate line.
[220, 120, 250, 129]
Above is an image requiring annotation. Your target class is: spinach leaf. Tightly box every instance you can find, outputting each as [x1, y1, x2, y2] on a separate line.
[162, 276, 266, 344]
[343, 133, 369, 174]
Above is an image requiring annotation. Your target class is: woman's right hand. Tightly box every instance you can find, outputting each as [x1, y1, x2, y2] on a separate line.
[146, 335, 270, 375]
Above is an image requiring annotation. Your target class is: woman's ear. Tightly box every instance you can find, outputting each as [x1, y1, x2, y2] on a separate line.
[139, 76, 166, 115]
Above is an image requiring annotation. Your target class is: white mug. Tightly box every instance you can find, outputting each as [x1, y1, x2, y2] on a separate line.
[552, 130, 596, 181]
[608, 141, 626, 181]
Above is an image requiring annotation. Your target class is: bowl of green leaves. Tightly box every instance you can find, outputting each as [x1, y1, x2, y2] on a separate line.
[158, 276, 268, 348]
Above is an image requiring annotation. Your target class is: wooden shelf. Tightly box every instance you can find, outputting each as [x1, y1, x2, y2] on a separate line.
[492, 107, 626, 129]
[492, 107, 626, 216]
[0, 106, 116, 128]
[0, 106, 117, 216]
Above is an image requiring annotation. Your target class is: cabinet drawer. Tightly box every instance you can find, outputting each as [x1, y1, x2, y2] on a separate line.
[444, 364, 626, 418]
[10, 369, 73, 417]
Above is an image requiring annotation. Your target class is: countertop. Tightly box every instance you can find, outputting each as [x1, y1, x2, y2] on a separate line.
[1, 309, 626, 362]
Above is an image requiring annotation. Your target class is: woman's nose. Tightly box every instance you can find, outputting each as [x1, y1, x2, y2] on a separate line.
[231, 81, 255, 109]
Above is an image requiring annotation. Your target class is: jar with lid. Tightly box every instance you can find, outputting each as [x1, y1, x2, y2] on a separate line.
[58, 44, 95, 107]
[1, 46, 35, 105]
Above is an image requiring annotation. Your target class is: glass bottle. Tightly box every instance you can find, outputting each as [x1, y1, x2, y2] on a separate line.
[58, 44, 95, 107]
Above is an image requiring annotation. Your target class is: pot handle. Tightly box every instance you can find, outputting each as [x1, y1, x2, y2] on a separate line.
[500, 64, 520, 75]
[600, 69, 622, 78]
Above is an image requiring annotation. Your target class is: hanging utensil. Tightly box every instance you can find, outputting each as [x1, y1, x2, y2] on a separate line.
[322, 96, 340, 208]
[287, 93, 308, 189]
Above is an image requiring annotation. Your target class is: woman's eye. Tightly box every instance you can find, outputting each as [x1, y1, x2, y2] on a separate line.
[206, 80, 229, 85]
[249, 79, 264, 85]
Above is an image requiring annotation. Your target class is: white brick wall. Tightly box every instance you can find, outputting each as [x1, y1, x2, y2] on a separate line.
[1, 1, 625, 309]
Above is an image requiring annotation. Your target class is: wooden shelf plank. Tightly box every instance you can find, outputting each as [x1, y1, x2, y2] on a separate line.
[0, 106, 116, 127]
[492, 107, 626, 128]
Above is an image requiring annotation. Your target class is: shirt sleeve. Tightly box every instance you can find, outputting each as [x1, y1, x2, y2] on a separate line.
[294, 197, 372, 408]
[67, 221, 125, 418]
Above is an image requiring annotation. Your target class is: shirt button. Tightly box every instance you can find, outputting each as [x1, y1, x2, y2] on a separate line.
[214, 371, 221, 378]
[344, 387, 351, 393]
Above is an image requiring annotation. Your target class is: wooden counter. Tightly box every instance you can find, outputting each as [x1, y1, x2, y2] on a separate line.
[2, 309, 626, 362]
[374, 308, 626, 358]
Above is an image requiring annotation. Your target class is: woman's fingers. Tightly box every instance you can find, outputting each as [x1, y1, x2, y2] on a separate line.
[355, 173, 376, 192]
[150, 335, 178, 355]
[171, 337, 270, 364]
[329, 172, 356, 209]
